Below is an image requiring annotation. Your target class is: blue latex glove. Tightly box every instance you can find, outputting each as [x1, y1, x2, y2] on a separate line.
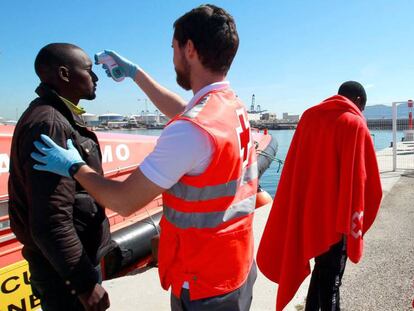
[96, 50, 139, 79]
[31, 134, 85, 178]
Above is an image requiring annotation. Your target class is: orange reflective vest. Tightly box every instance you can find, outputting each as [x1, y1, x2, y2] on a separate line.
[158, 88, 258, 300]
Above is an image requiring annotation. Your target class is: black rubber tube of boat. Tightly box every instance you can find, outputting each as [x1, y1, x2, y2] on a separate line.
[104, 134, 278, 279]
[257, 134, 278, 179]
[104, 212, 162, 279]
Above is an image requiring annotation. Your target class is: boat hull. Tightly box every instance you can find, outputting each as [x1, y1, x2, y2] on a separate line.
[0, 125, 277, 311]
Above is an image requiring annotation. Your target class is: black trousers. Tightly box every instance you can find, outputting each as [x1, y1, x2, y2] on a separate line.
[171, 262, 257, 311]
[305, 237, 347, 311]
[30, 265, 102, 311]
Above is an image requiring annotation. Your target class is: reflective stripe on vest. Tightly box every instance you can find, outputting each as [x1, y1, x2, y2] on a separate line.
[163, 193, 256, 229]
[182, 95, 211, 119]
[167, 161, 258, 201]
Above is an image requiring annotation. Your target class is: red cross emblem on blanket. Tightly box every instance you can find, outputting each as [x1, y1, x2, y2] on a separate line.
[351, 211, 363, 239]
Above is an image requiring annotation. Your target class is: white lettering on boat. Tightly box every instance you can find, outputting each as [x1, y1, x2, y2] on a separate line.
[101, 144, 130, 163]
[115, 144, 130, 161]
[0, 154, 9, 174]
[102, 145, 113, 163]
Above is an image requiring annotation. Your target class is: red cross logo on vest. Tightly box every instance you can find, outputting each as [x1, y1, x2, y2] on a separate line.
[351, 211, 363, 239]
[235, 108, 252, 168]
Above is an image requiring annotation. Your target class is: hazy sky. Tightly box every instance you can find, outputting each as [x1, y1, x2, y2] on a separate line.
[1, 0, 413, 120]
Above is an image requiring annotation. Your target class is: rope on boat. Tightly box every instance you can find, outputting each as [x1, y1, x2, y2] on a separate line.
[256, 149, 284, 173]
[144, 206, 160, 235]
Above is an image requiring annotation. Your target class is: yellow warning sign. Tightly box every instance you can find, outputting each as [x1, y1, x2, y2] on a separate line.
[0, 260, 41, 311]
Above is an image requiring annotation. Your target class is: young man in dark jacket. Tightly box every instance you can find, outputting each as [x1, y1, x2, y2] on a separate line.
[8, 43, 112, 311]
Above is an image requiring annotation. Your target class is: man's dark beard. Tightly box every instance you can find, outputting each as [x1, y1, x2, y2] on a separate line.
[176, 72, 191, 90]
[175, 61, 191, 91]
[89, 92, 97, 100]
[84, 90, 97, 100]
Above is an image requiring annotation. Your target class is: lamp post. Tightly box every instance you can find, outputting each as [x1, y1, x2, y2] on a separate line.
[137, 98, 149, 125]
[137, 98, 149, 114]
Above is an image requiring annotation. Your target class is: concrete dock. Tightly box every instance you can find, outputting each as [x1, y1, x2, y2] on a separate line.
[103, 148, 414, 310]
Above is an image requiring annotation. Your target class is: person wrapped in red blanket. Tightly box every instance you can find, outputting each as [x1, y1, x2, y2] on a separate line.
[257, 81, 382, 311]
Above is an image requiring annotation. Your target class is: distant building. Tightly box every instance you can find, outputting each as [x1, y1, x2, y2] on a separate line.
[134, 113, 158, 124]
[282, 113, 300, 122]
[96, 113, 126, 129]
[247, 112, 261, 121]
[130, 111, 169, 128]
[261, 112, 277, 121]
[99, 113, 125, 123]
[247, 94, 267, 121]
[81, 113, 100, 126]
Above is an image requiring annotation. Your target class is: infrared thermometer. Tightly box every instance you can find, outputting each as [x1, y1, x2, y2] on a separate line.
[95, 51, 125, 82]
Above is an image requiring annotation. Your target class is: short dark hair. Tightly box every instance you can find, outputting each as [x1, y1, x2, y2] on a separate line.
[34, 43, 82, 81]
[173, 4, 239, 75]
[338, 81, 367, 106]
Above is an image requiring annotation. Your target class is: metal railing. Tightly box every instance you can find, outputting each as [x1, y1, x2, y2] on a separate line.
[367, 100, 414, 173]
[392, 101, 414, 172]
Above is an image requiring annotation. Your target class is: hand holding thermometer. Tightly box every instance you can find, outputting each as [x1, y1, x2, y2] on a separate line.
[95, 51, 126, 82]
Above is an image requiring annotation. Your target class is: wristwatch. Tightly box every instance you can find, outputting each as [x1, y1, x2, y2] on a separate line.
[68, 162, 86, 178]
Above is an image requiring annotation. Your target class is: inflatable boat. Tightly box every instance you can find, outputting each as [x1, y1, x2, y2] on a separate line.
[0, 124, 277, 310]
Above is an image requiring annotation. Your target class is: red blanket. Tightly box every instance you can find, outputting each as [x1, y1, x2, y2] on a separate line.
[257, 95, 382, 310]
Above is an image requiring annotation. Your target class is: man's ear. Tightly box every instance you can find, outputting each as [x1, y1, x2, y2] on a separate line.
[58, 66, 70, 83]
[354, 96, 364, 111]
[185, 40, 197, 60]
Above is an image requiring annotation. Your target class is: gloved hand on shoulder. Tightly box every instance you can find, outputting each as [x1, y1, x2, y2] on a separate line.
[31, 134, 85, 178]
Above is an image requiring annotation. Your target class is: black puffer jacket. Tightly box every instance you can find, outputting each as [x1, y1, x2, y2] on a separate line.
[8, 83, 113, 295]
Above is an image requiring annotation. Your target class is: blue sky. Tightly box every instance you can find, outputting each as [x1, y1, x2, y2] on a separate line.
[1, 0, 413, 120]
